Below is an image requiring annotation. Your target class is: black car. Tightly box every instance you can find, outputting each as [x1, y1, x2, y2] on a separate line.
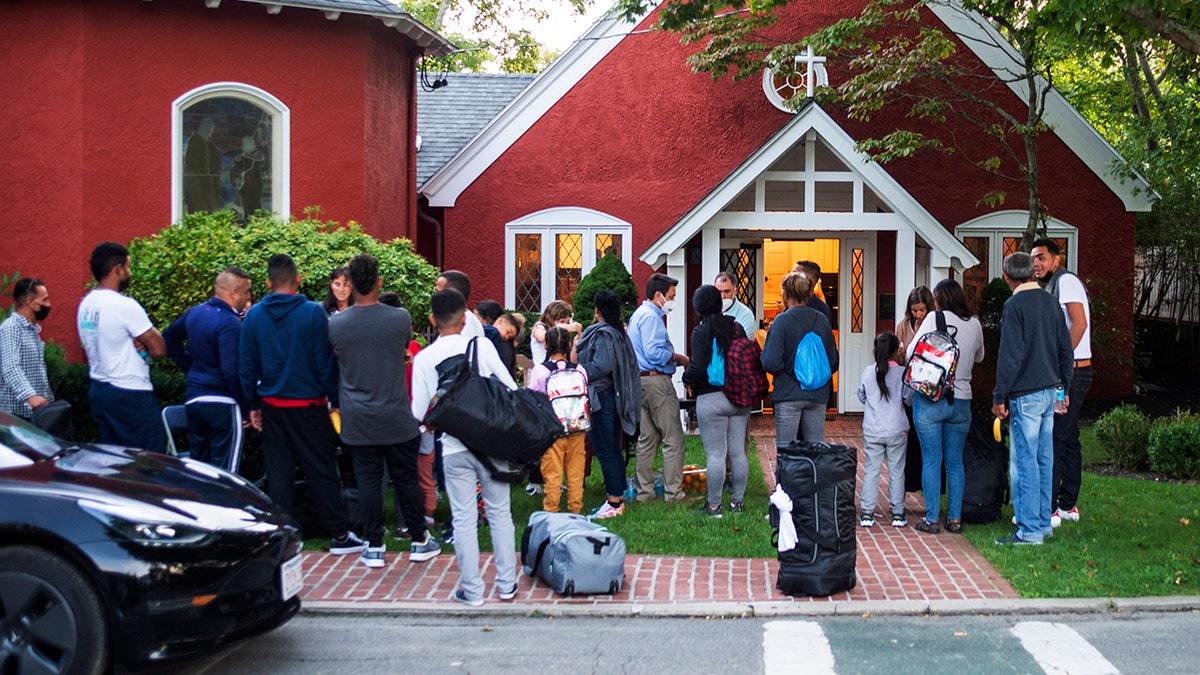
[0, 411, 302, 674]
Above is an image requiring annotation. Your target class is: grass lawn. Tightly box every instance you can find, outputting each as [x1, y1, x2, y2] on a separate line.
[963, 429, 1200, 598]
[307, 434, 777, 558]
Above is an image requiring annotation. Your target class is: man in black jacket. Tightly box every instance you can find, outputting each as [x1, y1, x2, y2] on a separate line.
[991, 252, 1074, 545]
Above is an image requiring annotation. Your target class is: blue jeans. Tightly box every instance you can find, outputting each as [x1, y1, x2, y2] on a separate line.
[1009, 387, 1056, 542]
[89, 380, 164, 453]
[913, 395, 970, 523]
[588, 387, 627, 500]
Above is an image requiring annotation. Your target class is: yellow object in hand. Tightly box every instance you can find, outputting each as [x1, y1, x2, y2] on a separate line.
[330, 410, 342, 435]
[993, 416, 1002, 443]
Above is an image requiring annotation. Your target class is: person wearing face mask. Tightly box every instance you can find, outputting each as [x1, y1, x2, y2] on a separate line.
[77, 241, 167, 452]
[627, 273, 691, 503]
[0, 277, 55, 421]
[714, 272, 757, 338]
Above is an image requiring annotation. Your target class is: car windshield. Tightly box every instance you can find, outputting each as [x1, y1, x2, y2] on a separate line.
[0, 410, 70, 466]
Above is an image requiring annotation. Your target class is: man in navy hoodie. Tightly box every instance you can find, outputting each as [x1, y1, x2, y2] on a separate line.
[239, 254, 365, 555]
[164, 266, 253, 470]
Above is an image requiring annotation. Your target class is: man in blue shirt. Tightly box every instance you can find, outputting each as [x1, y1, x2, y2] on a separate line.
[164, 267, 253, 470]
[627, 273, 691, 503]
[715, 272, 757, 338]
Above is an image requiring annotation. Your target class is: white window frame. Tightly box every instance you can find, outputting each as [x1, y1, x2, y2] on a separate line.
[505, 207, 633, 311]
[171, 82, 290, 224]
[955, 211, 1078, 277]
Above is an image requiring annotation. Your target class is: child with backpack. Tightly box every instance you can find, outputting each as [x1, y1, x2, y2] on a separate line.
[857, 332, 909, 528]
[527, 326, 589, 514]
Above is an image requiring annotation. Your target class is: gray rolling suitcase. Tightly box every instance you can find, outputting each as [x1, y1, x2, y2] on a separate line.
[520, 511, 625, 596]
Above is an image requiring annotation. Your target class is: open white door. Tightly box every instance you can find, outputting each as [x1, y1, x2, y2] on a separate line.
[838, 235, 876, 413]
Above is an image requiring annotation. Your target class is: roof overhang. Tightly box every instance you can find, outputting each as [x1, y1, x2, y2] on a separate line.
[221, 0, 456, 56]
[640, 102, 978, 273]
[929, 1, 1157, 212]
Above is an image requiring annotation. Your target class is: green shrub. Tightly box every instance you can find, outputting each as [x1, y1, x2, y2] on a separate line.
[1147, 420, 1200, 479]
[1093, 404, 1153, 471]
[128, 211, 439, 329]
[571, 252, 639, 328]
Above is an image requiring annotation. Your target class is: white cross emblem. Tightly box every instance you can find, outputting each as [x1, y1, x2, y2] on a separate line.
[794, 46, 828, 98]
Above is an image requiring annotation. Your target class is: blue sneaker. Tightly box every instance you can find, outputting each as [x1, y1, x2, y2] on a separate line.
[995, 532, 1042, 546]
[409, 535, 441, 562]
[454, 589, 483, 607]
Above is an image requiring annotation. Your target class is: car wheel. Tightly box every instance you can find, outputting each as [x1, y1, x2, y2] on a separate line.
[0, 546, 108, 675]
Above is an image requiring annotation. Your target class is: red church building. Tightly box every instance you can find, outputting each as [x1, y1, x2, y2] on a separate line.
[419, 3, 1152, 406]
[1, 0, 452, 353]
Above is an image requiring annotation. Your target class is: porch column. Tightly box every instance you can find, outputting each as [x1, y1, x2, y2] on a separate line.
[894, 228, 916, 323]
[667, 249, 688, 396]
[701, 227, 720, 287]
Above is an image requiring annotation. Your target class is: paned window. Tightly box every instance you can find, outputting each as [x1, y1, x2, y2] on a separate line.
[506, 209, 633, 313]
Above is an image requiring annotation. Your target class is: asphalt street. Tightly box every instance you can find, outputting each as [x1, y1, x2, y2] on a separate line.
[168, 611, 1200, 674]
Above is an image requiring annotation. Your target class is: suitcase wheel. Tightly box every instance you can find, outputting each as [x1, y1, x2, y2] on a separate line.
[564, 580, 574, 597]
[608, 580, 620, 595]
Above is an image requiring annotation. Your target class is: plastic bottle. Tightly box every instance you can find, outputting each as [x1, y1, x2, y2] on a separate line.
[1054, 384, 1067, 415]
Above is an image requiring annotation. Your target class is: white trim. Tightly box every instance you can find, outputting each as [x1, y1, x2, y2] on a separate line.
[928, 2, 1156, 212]
[171, 82, 291, 224]
[640, 103, 977, 274]
[955, 209, 1079, 272]
[421, 9, 645, 207]
[504, 207, 633, 310]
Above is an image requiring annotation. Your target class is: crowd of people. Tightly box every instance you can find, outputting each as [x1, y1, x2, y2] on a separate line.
[0, 236, 1092, 605]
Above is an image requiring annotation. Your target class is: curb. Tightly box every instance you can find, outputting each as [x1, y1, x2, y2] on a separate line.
[300, 596, 1200, 619]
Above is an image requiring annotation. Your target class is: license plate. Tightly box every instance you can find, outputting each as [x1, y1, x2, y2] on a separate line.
[280, 554, 303, 601]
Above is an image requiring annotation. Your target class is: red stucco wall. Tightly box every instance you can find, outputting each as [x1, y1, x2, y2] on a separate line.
[0, 0, 420, 356]
[439, 0, 1135, 395]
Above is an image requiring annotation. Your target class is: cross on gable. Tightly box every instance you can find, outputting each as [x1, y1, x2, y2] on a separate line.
[794, 46, 828, 99]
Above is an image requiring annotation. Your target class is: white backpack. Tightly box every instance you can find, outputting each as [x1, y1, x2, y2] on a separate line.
[544, 361, 591, 433]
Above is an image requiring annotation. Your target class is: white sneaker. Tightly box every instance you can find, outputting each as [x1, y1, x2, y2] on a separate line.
[590, 502, 625, 519]
[1050, 512, 1062, 528]
[1055, 506, 1080, 522]
[359, 545, 386, 569]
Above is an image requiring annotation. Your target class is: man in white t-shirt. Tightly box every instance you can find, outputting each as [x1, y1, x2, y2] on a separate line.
[77, 242, 167, 452]
[410, 288, 518, 607]
[1032, 238, 1091, 524]
[434, 270, 484, 340]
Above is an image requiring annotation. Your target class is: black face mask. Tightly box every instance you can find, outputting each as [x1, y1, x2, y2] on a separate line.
[33, 305, 50, 321]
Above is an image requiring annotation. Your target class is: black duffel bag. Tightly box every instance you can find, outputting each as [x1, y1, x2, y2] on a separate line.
[424, 337, 562, 477]
[770, 440, 858, 597]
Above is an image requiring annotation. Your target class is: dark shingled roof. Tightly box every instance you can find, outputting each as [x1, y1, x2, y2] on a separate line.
[234, 0, 454, 56]
[416, 72, 537, 188]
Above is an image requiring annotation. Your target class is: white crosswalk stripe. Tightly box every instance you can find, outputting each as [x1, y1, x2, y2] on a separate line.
[762, 621, 836, 675]
[1011, 621, 1121, 675]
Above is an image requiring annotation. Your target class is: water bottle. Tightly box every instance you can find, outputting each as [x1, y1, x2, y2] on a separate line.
[653, 473, 665, 497]
[1054, 384, 1067, 415]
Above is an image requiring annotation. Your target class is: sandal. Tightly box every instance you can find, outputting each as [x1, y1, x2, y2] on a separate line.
[914, 519, 941, 534]
[944, 519, 963, 534]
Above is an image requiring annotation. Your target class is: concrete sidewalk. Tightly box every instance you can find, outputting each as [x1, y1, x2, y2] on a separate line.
[297, 415, 1197, 617]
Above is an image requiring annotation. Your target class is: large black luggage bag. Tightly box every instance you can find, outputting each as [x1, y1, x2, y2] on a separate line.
[770, 441, 857, 597]
[960, 413, 1009, 524]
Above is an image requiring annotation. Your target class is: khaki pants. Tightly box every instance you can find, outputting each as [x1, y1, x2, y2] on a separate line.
[636, 374, 686, 501]
[541, 433, 587, 513]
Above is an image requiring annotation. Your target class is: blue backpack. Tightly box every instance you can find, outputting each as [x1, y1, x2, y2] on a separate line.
[794, 331, 832, 390]
[706, 338, 725, 386]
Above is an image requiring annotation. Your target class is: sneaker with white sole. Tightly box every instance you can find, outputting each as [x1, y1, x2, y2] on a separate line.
[1055, 506, 1080, 521]
[891, 514, 907, 528]
[590, 501, 625, 519]
[409, 536, 442, 562]
[359, 545, 386, 569]
[454, 589, 483, 607]
[329, 531, 368, 555]
[1050, 512, 1062, 528]
[859, 513, 875, 527]
[498, 584, 518, 601]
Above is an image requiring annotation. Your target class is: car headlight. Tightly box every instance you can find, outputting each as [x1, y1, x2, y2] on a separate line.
[78, 499, 216, 547]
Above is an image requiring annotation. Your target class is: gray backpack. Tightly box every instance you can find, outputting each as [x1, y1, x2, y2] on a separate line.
[521, 511, 625, 596]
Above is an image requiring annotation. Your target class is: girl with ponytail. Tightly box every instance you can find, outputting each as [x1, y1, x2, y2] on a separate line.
[856, 332, 909, 528]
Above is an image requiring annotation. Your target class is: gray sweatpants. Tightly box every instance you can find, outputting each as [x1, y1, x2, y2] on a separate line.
[860, 433, 907, 515]
[444, 451, 518, 602]
[696, 391, 751, 507]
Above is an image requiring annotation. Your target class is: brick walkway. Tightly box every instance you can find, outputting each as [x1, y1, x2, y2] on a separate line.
[300, 415, 1016, 609]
